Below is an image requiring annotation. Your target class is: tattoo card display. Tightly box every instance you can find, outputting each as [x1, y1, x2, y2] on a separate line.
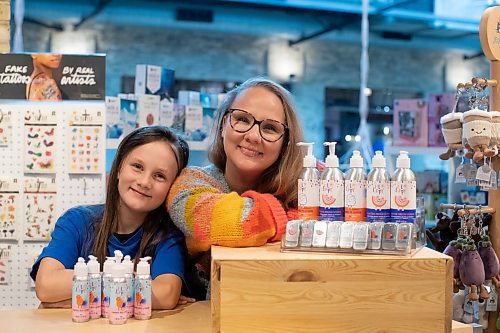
[24, 108, 57, 173]
[0, 101, 106, 308]
[68, 107, 104, 174]
[0, 107, 12, 147]
[24, 176, 57, 241]
[0, 178, 20, 240]
[0, 244, 11, 285]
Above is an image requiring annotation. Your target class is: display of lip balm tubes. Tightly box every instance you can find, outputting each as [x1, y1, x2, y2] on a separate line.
[282, 219, 419, 255]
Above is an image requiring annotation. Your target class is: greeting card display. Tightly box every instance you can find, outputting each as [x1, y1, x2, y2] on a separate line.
[393, 99, 428, 147]
[0, 244, 11, 284]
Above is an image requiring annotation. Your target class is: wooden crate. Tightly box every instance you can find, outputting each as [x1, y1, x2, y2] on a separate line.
[211, 244, 453, 333]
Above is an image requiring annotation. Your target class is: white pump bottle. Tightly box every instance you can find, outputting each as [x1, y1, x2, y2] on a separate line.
[297, 142, 320, 220]
[319, 142, 344, 221]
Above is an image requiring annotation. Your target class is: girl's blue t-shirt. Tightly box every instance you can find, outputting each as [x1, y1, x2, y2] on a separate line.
[30, 204, 185, 281]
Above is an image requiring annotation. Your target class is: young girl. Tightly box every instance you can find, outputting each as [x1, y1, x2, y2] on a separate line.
[31, 126, 191, 309]
[167, 77, 304, 299]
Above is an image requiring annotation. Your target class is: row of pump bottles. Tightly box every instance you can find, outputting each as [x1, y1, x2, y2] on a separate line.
[297, 142, 417, 223]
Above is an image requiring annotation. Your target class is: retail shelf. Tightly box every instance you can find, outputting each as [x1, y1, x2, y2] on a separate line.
[384, 146, 446, 156]
[106, 138, 209, 151]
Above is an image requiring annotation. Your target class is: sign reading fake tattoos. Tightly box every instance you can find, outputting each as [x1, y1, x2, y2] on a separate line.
[0, 53, 105, 100]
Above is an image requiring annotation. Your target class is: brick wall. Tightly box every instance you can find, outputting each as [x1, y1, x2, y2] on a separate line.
[0, 0, 9, 52]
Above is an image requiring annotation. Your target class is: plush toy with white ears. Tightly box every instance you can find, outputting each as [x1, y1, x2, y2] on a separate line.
[439, 112, 463, 160]
[462, 109, 494, 163]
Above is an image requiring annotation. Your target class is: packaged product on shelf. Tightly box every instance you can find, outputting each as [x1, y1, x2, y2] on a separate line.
[184, 105, 204, 141]
[171, 103, 186, 133]
[178, 90, 201, 106]
[159, 97, 174, 127]
[105, 96, 122, 139]
[135, 64, 174, 98]
[137, 94, 160, 127]
[119, 97, 138, 138]
[312, 220, 328, 247]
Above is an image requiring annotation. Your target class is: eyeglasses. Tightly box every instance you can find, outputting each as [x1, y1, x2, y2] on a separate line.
[226, 109, 288, 142]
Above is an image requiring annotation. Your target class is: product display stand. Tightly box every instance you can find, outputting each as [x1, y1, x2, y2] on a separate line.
[479, 6, 500, 332]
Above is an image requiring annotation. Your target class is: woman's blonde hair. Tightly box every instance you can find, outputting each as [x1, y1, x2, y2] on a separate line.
[209, 77, 304, 209]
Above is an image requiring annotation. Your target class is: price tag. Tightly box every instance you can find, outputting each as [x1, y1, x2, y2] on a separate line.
[476, 165, 492, 182]
[455, 164, 467, 183]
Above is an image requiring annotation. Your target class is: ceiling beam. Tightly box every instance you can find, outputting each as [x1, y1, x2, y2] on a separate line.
[289, 0, 419, 46]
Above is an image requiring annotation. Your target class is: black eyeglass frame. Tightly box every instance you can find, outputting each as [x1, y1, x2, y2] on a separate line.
[226, 108, 289, 142]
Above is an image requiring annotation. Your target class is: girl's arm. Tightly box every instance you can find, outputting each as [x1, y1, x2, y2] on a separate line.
[167, 167, 288, 255]
[35, 257, 73, 303]
[152, 274, 182, 310]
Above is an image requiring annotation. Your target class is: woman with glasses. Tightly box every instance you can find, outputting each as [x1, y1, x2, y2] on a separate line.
[167, 77, 304, 299]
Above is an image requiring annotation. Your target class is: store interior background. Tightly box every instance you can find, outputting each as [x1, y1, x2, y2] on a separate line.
[14, 0, 496, 213]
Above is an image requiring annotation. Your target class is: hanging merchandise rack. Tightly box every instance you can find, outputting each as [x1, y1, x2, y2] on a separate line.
[469, 7, 500, 332]
[440, 203, 496, 217]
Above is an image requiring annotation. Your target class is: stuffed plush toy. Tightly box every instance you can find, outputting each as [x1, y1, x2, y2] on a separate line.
[439, 112, 464, 160]
[462, 109, 494, 163]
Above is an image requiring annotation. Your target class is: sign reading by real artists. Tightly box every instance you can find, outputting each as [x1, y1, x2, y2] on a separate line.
[0, 53, 105, 101]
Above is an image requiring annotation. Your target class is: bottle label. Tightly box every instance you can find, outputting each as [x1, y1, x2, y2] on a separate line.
[366, 180, 390, 222]
[298, 179, 320, 220]
[390, 180, 416, 223]
[125, 275, 135, 318]
[89, 276, 102, 318]
[109, 280, 128, 324]
[72, 279, 89, 321]
[102, 275, 112, 317]
[134, 278, 152, 319]
[320, 179, 344, 221]
[344, 179, 366, 221]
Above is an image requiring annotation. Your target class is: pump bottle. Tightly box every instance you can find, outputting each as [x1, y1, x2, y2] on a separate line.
[319, 142, 344, 221]
[122, 255, 135, 318]
[134, 256, 152, 320]
[344, 150, 366, 222]
[109, 261, 128, 325]
[72, 257, 90, 323]
[87, 255, 101, 319]
[390, 151, 417, 223]
[101, 256, 115, 318]
[297, 142, 320, 220]
[366, 151, 391, 223]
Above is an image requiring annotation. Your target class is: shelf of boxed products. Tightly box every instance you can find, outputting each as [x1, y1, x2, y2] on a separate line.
[106, 138, 209, 151]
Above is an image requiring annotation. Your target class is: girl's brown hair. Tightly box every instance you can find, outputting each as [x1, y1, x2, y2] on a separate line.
[209, 77, 304, 209]
[92, 126, 189, 266]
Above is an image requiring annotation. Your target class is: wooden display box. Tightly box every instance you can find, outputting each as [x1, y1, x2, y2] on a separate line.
[211, 244, 453, 333]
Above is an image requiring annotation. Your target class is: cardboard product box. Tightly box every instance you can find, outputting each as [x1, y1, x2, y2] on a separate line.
[428, 93, 456, 147]
[119, 98, 138, 138]
[135, 64, 175, 97]
[137, 94, 160, 128]
[159, 97, 175, 127]
[211, 244, 452, 333]
[171, 103, 186, 134]
[178, 90, 201, 107]
[393, 99, 428, 147]
[184, 105, 204, 141]
[200, 93, 220, 109]
[105, 96, 122, 139]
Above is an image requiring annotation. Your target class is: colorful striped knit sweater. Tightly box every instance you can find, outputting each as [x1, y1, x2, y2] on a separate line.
[166, 164, 295, 256]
